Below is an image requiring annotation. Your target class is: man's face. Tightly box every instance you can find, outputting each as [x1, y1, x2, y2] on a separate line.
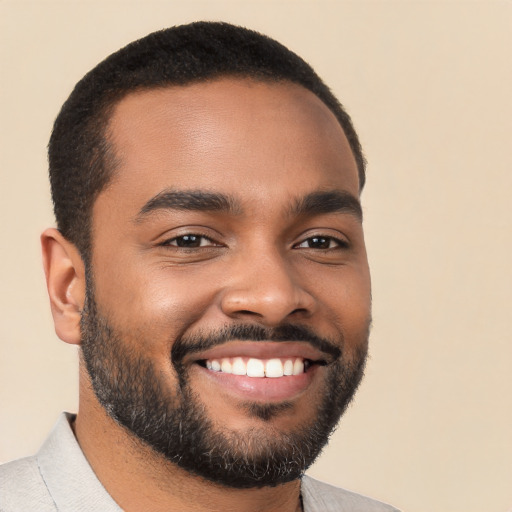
[81, 78, 371, 487]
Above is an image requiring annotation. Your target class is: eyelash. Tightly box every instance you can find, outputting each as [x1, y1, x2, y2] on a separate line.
[160, 234, 348, 250]
[293, 235, 349, 250]
[161, 234, 221, 248]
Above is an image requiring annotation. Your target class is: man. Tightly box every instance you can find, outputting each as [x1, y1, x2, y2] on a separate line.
[0, 22, 399, 511]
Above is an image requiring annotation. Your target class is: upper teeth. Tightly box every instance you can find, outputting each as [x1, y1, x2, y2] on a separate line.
[206, 357, 305, 378]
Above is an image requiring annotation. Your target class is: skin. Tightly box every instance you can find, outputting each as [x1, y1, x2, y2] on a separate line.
[42, 78, 371, 512]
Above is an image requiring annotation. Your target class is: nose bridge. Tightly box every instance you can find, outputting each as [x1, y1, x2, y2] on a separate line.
[220, 241, 314, 324]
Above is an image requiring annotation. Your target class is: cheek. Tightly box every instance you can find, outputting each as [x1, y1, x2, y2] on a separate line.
[92, 258, 225, 347]
[315, 265, 371, 342]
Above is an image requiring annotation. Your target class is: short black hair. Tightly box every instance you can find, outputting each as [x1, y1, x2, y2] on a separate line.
[49, 21, 366, 263]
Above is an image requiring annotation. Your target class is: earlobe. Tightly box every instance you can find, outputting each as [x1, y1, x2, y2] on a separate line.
[41, 228, 86, 345]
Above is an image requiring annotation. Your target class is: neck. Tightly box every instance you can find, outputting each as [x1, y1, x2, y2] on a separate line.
[74, 382, 303, 512]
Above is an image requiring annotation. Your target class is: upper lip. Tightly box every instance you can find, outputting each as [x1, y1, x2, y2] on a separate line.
[184, 341, 334, 365]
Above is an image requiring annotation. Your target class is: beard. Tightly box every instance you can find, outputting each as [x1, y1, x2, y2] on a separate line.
[80, 278, 368, 489]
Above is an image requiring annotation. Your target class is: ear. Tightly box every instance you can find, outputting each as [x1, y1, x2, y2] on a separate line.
[41, 228, 86, 345]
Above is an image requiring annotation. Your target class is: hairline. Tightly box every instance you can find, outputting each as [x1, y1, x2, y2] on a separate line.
[97, 72, 364, 197]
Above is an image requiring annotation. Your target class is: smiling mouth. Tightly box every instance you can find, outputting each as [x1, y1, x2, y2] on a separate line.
[187, 342, 333, 402]
[197, 356, 326, 378]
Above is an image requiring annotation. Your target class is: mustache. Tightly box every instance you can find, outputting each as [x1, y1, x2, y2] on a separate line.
[171, 323, 342, 366]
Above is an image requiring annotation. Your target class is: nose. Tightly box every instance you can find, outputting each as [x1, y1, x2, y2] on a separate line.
[219, 248, 316, 326]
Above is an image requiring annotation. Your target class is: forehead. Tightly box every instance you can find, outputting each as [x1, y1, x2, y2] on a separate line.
[101, 78, 360, 214]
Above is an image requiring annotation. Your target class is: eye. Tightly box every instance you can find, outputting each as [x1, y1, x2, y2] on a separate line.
[295, 235, 348, 250]
[162, 234, 220, 248]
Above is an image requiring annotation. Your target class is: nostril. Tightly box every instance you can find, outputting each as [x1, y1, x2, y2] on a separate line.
[290, 307, 309, 317]
[220, 286, 316, 325]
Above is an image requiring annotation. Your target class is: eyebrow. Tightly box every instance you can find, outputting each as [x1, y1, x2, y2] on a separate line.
[291, 190, 363, 221]
[136, 189, 241, 221]
[135, 188, 362, 222]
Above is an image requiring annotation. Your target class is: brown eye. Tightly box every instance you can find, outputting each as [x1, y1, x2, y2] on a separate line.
[176, 235, 202, 247]
[163, 234, 218, 248]
[306, 237, 331, 249]
[295, 236, 347, 250]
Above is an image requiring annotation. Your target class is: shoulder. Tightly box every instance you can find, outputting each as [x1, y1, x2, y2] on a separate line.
[0, 456, 57, 511]
[301, 475, 400, 512]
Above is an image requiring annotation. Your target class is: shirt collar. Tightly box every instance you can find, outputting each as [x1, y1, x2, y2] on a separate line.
[37, 412, 122, 512]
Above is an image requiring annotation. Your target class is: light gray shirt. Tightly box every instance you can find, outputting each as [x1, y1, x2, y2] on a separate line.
[0, 413, 399, 511]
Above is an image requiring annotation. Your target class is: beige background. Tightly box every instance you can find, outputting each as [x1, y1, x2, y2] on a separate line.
[1, 1, 511, 511]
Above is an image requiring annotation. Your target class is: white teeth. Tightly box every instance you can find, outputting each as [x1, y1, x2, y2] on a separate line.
[283, 359, 294, 376]
[232, 357, 246, 375]
[246, 358, 265, 377]
[205, 357, 308, 378]
[221, 359, 232, 374]
[265, 358, 284, 378]
[293, 359, 304, 375]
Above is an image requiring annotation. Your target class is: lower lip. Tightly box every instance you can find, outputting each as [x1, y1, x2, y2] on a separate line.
[194, 364, 320, 402]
